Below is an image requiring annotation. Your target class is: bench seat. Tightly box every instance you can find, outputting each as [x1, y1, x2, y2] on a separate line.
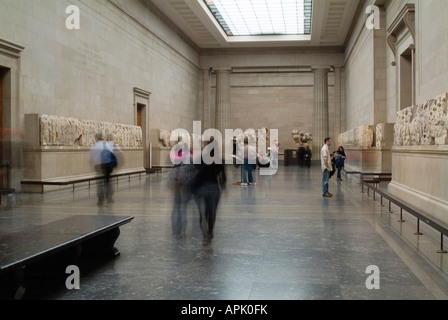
[0, 214, 134, 299]
[21, 169, 147, 192]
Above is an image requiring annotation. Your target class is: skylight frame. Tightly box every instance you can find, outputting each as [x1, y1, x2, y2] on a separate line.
[203, 0, 313, 37]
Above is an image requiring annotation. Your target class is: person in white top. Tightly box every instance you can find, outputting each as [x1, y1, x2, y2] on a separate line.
[241, 138, 257, 186]
[321, 138, 333, 198]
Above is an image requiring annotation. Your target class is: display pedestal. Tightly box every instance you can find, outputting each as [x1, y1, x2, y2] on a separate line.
[388, 145, 448, 225]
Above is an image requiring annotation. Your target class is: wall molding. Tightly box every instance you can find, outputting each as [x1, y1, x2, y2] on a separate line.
[0, 38, 25, 59]
[387, 3, 415, 63]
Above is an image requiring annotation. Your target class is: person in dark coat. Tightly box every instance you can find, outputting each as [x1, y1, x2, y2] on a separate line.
[298, 146, 305, 168]
[336, 146, 347, 181]
[304, 146, 312, 168]
[191, 140, 226, 243]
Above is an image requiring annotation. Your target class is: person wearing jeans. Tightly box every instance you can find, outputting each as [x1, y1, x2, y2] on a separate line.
[242, 158, 255, 186]
[321, 138, 333, 198]
[241, 139, 257, 186]
[336, 146, 346, 181]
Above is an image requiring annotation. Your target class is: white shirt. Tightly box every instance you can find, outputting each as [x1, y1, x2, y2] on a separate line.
[244, 143, 257, 164]
[321, 144, 330, 171]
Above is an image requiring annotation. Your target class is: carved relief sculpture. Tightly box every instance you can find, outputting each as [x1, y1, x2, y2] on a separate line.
[159, 129, 175, 148]
[338, 125, 374, 148]
[376, 124, 384, 147]
[376, 123, 395, 148]
[39, 114, 143, 148]
[291, 130, 313, 148]
[394, 93, 448, 146]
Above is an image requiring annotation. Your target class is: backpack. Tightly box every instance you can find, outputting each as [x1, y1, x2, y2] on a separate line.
[176, 164, 198, 187]
[100, 143, 117, 168]
[167, 163, 198, 190]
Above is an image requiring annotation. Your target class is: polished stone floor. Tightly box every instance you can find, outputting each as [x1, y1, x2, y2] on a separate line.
[1, 164, 448, 300]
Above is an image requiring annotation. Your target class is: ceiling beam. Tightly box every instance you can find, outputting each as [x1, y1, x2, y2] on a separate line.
[309, 0, 327, 46]
[184, 0, 230, 47]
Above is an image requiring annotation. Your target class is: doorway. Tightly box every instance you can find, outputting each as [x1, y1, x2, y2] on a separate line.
[134, 88, 151, 170]
[399, 49, 413, 110]
[137, 103, 148, 169]
[137, 103, 143, 128]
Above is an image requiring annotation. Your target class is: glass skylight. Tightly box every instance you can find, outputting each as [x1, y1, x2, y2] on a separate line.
[204, 0, 312, 36]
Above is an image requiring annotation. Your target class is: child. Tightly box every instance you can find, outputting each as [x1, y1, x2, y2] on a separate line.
[335, 149, 346, 181]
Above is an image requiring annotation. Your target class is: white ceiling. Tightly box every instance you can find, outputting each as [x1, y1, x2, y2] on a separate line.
[149, 0, 364, 49]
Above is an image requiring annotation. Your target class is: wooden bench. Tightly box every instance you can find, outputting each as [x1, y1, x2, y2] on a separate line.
[346, 171, 392, 180]
[0, 214, 134, 299]
[345, 171, 391, 191]
[361, 178, 380, 192]
[21, 169, 147, 192]
[361, 172, 392, 181]
[146, 167, 163, 174]
[361, 180, 448, 254]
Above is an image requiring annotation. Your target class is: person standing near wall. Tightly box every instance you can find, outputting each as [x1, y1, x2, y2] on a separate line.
[321, 138, 333, 198]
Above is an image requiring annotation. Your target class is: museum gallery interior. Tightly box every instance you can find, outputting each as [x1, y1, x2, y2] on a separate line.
[1, 0, 448, 301]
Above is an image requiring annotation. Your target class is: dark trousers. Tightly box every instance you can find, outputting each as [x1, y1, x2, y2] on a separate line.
[242, 159, 255, 184]
[96, 164, 114, 203]
[337, 164, 343, 179]
[171, 186, 191, 236]
[194, 182, 222, 240]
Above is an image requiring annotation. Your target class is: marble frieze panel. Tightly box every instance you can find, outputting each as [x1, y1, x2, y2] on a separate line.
[38, 114, 143, 148]
[338, 125, 374, 148]
[394, 93, 448, 146]
[291, 130, 313, 148]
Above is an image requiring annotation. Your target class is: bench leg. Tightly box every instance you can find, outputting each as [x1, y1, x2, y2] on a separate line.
[437, 234, 447, 254]
[414, 219, 423, 235]
[0, 267, 24, 299]
[81, 227, 121, 259]
[14, 285, 26, 300]
[13, 267, 26, 300]
[397, 208, 405, 222]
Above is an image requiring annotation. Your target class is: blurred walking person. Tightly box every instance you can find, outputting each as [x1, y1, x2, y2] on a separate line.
[89, 133, 118, 205]
[168, 144, 196, 239]
[191, 139, 226, 243]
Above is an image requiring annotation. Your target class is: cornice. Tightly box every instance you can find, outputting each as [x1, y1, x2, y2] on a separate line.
[387, 3, 415, 62]
[0, 38, 25, 59]
[200, 46, 345, 56]
[133, 87, 151, 99]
